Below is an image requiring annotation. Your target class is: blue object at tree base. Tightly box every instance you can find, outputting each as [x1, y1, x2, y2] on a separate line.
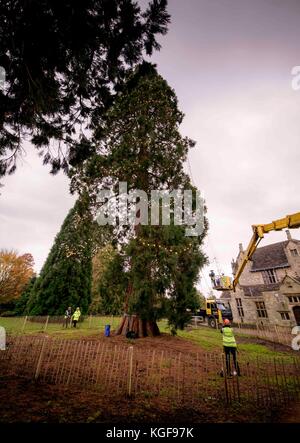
[105, 324, 110, 337]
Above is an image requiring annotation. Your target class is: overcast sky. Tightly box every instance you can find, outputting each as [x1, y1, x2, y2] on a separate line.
[1, 0, 300, 296]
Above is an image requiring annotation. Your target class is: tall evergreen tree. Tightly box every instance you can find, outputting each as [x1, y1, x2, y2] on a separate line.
[27, 199, 94, 315]
[0, 0, 170, 178]
[72, 63, 208, 336]
[14, 276, 37, 315]
[122, 223, 207, 336]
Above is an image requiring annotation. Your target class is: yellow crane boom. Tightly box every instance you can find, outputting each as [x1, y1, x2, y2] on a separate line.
[213, 212, 300, 292]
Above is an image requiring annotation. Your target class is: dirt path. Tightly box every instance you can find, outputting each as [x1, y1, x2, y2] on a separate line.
[278, 402, 300, 423]
[0, 374, 284, 423]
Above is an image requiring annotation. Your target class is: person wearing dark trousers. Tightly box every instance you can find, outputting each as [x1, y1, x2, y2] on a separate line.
[63, 307, 72, 328]
[72, 307, 81, 328]
[221, 319, 240, 376]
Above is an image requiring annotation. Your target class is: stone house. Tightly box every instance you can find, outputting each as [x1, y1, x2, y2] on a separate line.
[222, 230, 300, 327]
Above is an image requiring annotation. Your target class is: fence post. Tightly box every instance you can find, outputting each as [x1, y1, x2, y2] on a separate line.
[21, 316, 28, 334]
[158, 351, 164, 396]
[128, 346, 134, 397]
[34, 338, 46, 380]
[280, 358, 289, 403]
[89, 315, 92, 329]
[222, 354, 229, 404]
[44, 315, 49, 332]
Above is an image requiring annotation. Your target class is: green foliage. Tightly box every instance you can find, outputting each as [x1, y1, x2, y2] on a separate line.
[70, 65, 208, 330]
[0, 1, 170, 177]
[27, 199, 93, 315]
[14, 276, 37, 315]
[127, 223, 207, 332]
[70, 62, 194, 197]
[196, 291, 206, 309]
[90, 245, 115, 313]
[97, 252, 128, 315]
[90, 245, 127, 315]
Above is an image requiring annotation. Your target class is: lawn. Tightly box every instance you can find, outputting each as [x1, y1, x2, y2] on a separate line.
[0, 315, 122, 336]
[175, 327, 296, 363]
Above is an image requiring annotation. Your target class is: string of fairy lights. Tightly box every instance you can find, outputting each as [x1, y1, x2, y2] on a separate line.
[136, 237, 196, 255]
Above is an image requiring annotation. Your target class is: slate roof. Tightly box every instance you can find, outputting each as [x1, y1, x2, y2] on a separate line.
[240, 275, 300, 297]
[250, 240, 300, 272]
[240, 282, 280, 297]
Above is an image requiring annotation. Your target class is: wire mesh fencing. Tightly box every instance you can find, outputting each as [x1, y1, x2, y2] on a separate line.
[234, 322, 293, 347]
[1, 335, 299, 409]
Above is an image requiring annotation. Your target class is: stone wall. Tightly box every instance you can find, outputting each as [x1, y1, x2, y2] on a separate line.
[228, 238, 300, 327]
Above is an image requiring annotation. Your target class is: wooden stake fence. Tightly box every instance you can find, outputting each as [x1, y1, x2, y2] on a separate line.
[1, 335, 299, 409]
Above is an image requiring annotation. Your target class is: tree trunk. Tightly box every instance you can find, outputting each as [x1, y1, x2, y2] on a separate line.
[115, 314, 160, 338]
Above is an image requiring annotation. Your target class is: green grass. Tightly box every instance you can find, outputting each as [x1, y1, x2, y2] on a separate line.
[0, 316, 171, 340]
[0, 315, 122, 337]
[177, 327, 222, 350]
[175, 327, 295, 363]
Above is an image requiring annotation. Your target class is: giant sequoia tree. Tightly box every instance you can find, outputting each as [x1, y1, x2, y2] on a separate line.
[115, 224, 207, 337]
[0, 0, 169, 177]
[72, 63, 208, 336]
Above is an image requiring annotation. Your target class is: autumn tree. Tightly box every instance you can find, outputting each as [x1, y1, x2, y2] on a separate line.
[0, 250, 34, 306]
[0, 0, 169, 178]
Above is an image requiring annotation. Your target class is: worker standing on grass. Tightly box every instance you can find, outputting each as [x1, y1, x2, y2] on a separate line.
[63, 306, 72, 328]
[221, 319, 240, 376]
[72, 307, 81, 328]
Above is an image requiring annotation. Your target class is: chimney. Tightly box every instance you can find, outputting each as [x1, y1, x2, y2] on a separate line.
[286, 230, 292, 241]
[231, 259, 236, 274]
[239, 243, 243, 253]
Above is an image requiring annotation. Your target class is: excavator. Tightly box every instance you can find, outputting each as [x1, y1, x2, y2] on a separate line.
[210, 211, 300, 292]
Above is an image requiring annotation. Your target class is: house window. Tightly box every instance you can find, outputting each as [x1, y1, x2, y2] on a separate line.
[262, 269, 278, 284]
[290, 249, 298, 257]
[280, 312, 290, 320]
[235, 298, 244, 317]
[287, 295, 300, 303]
[255, 301, 268, 318]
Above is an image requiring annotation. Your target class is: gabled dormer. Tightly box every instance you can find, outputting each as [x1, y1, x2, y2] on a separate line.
[279, 274, 300, 295]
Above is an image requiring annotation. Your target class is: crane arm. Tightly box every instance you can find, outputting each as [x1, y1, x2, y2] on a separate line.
[232, 212, 300, 291]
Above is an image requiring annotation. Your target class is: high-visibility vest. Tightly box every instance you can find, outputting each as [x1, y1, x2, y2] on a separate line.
[73, 310, 81, 321]
[222, 326, 237, 348]
[220, 275, 231, 288]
